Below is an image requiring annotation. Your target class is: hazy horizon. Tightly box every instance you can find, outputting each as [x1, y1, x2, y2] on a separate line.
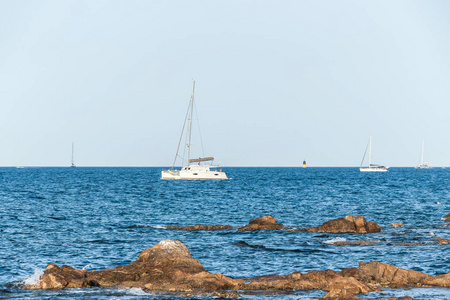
[1, 1, 449, 167]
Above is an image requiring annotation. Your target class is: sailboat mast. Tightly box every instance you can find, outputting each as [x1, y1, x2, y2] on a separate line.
[71, 142, 75, 167]
[187, 81, 195, 165]
[421, 140, 424, 165]
[368, 136, 372, 168]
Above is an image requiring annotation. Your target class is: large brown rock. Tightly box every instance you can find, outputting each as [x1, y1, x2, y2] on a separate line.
[167, 224, 233, 230]
[426, 272, 450, 287]
[238, 215, 284, 231]
[26, 240, 243, 293]
[300, 215, 381, 233]
[244, 269, 375, 295]
[358, 261, 432, 288]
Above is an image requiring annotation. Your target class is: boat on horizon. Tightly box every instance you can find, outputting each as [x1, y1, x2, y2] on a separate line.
[161, 81, 228, 180]
[415, 140, 432, 169]
[71, 142, 76, 167]
[359, 136, 389, 172]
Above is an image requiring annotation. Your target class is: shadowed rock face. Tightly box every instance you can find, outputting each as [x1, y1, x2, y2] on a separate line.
[167, 225, 233, 230]
[238, 215, 285, 231]
[295, 215, 381, 233]
[445, 213, 450, 221]
[25, 240, 450, 299]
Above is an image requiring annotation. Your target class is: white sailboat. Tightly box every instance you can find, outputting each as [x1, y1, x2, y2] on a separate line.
[415, 140, 432, 169]
[71, 142, 76, 167]
[161, 81, 228, 180]
[359, 136, 389, 172]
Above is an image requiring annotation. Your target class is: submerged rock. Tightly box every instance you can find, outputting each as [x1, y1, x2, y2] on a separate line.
[238, 215, 285, 231]
[167, 224, 233, 230]
[445, 213, 450, 222]
[437, 237, 450, 244]
[333, 241, 379, 246]
[296, 215, 381, 233]
[389, 222, 404, 227]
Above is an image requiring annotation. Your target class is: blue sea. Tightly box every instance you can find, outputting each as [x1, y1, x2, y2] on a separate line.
[1, 167, 449, 299]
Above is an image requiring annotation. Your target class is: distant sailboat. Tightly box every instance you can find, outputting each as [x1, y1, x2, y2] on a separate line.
[71, 142, 76, 167]
[415, 140, 432, 169]
[359, 136, 389, 172]
[161, 81, 228, 180]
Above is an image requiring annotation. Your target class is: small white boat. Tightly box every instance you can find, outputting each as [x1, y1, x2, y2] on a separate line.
[359, 136, 389, 172]
[161, 81, 228, 180]
[415, 140, 432, 169]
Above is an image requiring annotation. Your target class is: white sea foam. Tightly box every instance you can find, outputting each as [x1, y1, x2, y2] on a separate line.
[82, 264, 94, 270]
[122, 288, 148, 296]
[22, 268, 44, 286]
[152, 225, 166, 229]
[323, 237, 347, 244]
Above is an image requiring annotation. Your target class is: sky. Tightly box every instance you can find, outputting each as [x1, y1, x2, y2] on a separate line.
[0, 0, 449, 167]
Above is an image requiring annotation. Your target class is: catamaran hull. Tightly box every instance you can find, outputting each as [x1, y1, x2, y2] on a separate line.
[161, 168, 228, 180]
[359, 167, 388, 172]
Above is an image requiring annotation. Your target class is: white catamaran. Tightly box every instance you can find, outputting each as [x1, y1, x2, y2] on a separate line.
[415, 140, 432, 169]
[161, 81, 228, 180]
[359, 136, 389, 172]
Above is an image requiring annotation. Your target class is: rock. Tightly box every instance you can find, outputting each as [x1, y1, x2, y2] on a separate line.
[389, 222, 404, 227]
[301, 215, 381, 233]
[437, 237, 450, 244]
[238, 215, 284, 231]
[26, 240, 244, 293]
[321, 288, 360, 299]
[25, 240, 450, 298]
[167, 224, 233, 230]
[444, 213, 450, 222]
[333, 241, 379, 246]
[425, 272, 450, 287]
[358, 261, 432, 288]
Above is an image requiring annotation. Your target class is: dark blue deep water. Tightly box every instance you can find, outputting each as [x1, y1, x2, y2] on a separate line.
[1, 167, 449, 299]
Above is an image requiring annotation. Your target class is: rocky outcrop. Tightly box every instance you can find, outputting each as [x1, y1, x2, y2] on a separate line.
[25, 240, 450, 298]
[238, 215, 285, 231]
[358, 261, 433, 288]
[295, 215, 381, 233]
[26, 240, 243, 293]
[389, 222, 404, 227]
[167, 225, 233, 230]
[445, 213, 450, 222]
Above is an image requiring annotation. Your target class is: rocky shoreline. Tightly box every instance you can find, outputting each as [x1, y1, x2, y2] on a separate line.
[25, 239, 449, 299]
[24, 214, 449, 299]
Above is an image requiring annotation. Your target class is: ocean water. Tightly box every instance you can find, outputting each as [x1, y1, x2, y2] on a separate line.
[0, 167, 449, 299]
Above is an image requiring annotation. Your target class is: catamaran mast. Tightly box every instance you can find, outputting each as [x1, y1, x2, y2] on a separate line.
[187, 81, 195, 166]
[368, 136, 372, 168]
[71, 142, 75, 167]
[421, 140, 424, 165]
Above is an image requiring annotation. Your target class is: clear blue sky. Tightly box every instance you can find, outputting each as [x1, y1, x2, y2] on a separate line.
[1, 0, 449, 167]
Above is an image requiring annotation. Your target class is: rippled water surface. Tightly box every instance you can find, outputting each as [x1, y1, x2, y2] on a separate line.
[1, 167, 449, 299]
